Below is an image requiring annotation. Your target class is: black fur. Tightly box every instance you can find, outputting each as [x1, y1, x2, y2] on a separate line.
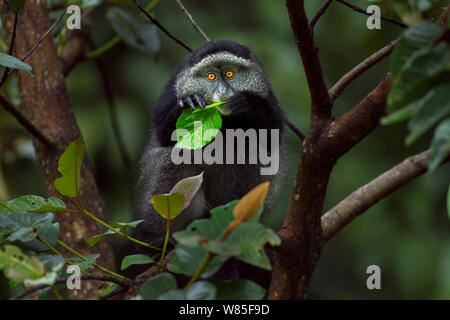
[134, 39, 287, 249]
[154, 39, 284, 147]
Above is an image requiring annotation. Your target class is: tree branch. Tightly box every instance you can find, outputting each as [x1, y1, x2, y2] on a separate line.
[268, 0, 337, 300]
[61, 30, 89, 77]
[0, 7, 66, 87]
[322, 75, 391, 158]
[132, 0, 192, 52]
[322, 150, 450, 241]
[310, 0, 333, 29]
[0, 0, 116, 299]
[329, 39, 398, 102]
[335, 0, 407, 28]
[0, 93, 55, 148]
[285, 0, 332, 122]
[175, 0, 210, 41]
[124, 250, 174, 299]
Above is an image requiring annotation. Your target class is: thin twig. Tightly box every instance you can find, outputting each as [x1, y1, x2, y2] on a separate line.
[10, 273, 130, 300]
[285, 0, 332, 121]
[0, 8, 67, 87]
[335, 0, 407, 28]
[132, 0, 192, 52]
[0, 93, 55, 148]
[124, 250, 175, 299]
[86, 0, 160, 59]
[310, 0, 333, 28]
[57, 240, 130, 281]
[437, 4, 449, 25]
[95, 58, 133, 171]
[0, 11, 18, 85]
[22, 9, 66, 62]
[284, 117, 306, 140]
[329, 38, 399, 102]
[175, 0, 210, 41]
[100, 286, 127, 300]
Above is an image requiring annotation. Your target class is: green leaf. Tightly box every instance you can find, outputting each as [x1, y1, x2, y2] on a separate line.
[151, 193, 185, 220]
[184, 200, 237, 240]
[173, 232, 240, 256]
[170, 173, 204, 211]
[0, 53, 32, 75]
[8, 0, 26, 11]
[225, 222, 281, 270]
[168, 198, 275, 276]
[24, 271, 58, 287]
[77, 0, 103, 8]
[7, 227, 36, 242]
[167, 244, 229, 278]
[110, 219, 144, 235]
[381, 103, 421, 126]
[139, 273, 177, 300]
[85, 229, 116, 247]
[121, 254, 153, 270]
[175, 104, 223, 150]
[0, 245, 44, 282]
[0, 195, 66, 214]
[215, 279, 266, 300]
[54, 138, 85, 198]
[107, 7, 161, 53]
[428, 118, 450, 171]
[86, 220, 144, 247]
[98, 282, 118, 296]
[0, 212, 59, 249]
[388, 42, 450, 111]
[110, 219, 144, 229]
[406, 84, 450, 145]
[389, 21, 441, 80]
[152, 281, 217, 300]
[157, 289, 185, 300]
[38, 254, 65, 270]
[185, 281, 216, 300]
[71, 254, 100, 272]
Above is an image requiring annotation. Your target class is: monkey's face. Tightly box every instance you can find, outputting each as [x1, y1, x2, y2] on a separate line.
[198, 65, 239, 115]
[175, 51, 271, 115]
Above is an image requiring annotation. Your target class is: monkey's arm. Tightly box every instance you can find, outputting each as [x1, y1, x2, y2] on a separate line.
[153, 78, 182, 147]
[224, 91, 285, 130]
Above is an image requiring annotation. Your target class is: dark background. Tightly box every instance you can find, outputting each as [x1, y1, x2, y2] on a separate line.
[0, 0, 449, 299]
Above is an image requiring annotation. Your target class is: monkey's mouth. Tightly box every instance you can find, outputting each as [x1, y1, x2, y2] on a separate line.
[217, 104, 232, 116]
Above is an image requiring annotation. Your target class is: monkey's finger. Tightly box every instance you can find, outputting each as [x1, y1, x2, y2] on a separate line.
[193, 93, 206, 109]
[186, 96, 196, 110]
[178, 99, 185, 109]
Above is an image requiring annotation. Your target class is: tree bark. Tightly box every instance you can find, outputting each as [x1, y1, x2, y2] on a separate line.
[0, 1, 115, 298]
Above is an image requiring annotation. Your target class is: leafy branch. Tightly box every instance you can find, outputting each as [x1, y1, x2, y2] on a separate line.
[53, 138, 161, 251]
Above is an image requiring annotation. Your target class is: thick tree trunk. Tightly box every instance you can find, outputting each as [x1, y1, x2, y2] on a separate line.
[0, 1, 115, 298]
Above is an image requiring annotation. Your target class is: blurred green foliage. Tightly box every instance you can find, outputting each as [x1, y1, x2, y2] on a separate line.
[0, 0, 449, 299]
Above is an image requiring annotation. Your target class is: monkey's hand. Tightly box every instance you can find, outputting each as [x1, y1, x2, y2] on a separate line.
[178, 93, 206, 110]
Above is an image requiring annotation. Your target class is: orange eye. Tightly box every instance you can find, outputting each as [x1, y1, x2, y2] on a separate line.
[207, 73, 216, 81]
[225, 71, 234, 78]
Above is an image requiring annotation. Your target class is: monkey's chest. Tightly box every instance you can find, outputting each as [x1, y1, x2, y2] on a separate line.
[199, 163, 266, 208]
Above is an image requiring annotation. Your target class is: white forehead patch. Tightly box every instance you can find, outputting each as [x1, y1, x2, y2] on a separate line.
[191, 52, 253, 73]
